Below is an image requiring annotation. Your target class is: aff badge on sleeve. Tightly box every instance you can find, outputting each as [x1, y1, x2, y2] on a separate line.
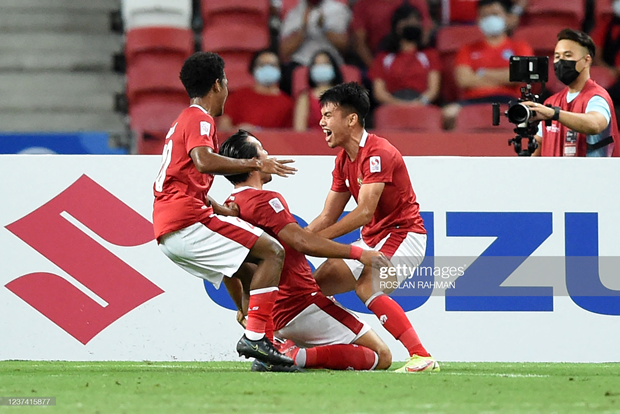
[200, 121, 211, 136]
[369, 156, 381, 173]
[269, 198, 285, 213]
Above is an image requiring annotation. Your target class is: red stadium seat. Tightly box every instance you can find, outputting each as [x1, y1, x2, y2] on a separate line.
[436, 25, 484, 103]
[595, 0, 614, 22]
[202, 0, 270, 26]
[373, 104, 442, 132]
[135, 130, 167, 155]
[512, 25, 565, 57]
[129, 94, 188, 136]
[590, 66, 618, 89]
[455, 103, 514, 132]
[126, 55, 186, 105]
[291, 64, 362, 98]
[523, 0, 585, 28]
[220, 52, 256, 92]
[202, 22, 269, 54]
[125, 27, 194, 65]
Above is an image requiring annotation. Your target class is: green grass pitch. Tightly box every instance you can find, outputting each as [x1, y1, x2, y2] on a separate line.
[0, 361, 619, 413]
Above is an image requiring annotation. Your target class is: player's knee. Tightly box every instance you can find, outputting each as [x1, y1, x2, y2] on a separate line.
[313, 260, 336, 285]
[266, 239, 285, 269]
[375, 345, 392, 370]
[354, 279, 374, 304]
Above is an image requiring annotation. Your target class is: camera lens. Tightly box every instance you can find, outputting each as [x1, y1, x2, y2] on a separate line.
[507, 103, 530, 124]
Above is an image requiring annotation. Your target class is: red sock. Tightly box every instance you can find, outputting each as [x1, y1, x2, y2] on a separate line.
[245, 287, 278, 339]
[366, 293, 429, 357]
[264, 316, 274, 343]
[303, 344, 378, 370]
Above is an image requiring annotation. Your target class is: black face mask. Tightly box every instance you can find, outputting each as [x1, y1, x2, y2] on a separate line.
[554, 59, 582, 85]
[401, 25, 422, 43]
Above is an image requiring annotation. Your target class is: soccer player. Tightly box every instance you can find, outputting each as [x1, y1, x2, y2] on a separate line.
[152, 52, 296, 366]
[219, 130, 393, 372]
[307, 82, 439, 372]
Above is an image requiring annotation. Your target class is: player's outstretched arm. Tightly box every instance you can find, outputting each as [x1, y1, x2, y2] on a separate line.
[306, 190, 350, 234]
[207, 196, 239, 216]
[190, 146, 296, 177]
[278, 223, 391, 269]
[316, 182, 384, 240]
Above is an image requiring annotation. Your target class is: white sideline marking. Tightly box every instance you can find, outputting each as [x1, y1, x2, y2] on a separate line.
[442, 372, 549, 378]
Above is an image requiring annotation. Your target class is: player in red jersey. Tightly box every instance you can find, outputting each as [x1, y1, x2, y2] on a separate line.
[307, 82, 439, 372]
[152, 52, 296, 366]
[219, 130, 393, 372]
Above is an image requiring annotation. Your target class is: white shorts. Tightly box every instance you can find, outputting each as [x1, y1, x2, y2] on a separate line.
[343, 232, 426, 283]
[159, 214, 264, 288]
[275, 293, 371, 348]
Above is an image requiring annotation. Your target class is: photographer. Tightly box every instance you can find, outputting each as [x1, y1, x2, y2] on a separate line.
[524, 29, 619, 157]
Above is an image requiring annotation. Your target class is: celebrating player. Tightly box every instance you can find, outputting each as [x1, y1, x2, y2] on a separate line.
[152, 52, 296, 366]
[219, 130, 393, 372]
[307, 82, 439, 372]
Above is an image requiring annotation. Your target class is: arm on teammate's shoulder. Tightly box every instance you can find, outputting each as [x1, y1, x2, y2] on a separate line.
[316, 182, 384, 240]
[190, 146, 296, 177]
[208, 196, 239, 217]
[306, 190, 351, 234]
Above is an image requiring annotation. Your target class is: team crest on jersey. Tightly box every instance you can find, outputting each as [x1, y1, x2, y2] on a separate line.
[200, 121, 211, 136]
[166, 123, 177, 139]
[357, 175, 363, 187]
[369, 156, 381, 173]
[268, 197, 285, 213]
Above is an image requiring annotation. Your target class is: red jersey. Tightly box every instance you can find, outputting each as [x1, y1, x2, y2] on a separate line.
[331, 132, 426, 247]
[224, 87, 294, 129]
[591, 16, 620, 67]
[369, 49, 441, 94]
[152, 105, 217, 240]
[225, 187, 320, 330]
[455, 37, 534, 100]
[442, 0, 478, 24]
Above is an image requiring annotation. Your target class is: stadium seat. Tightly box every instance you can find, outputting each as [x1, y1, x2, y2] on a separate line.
[291, 64, 362, 98]
[220, 54, 256, 92]
[512, 25, 565, 57]
[590, 66, 618, 89]
[373, 104, 443, 132]
[595, 0, 614, 21]
[129, 94, 188, 136]
[135, 130, 167, 155]
[455, 103, 515, 132]
[523, 0, 585, 28]
[122, 0, 192, 30]
[202, 22, 269, 54]
[125, 27, 194, 65]
[201, 0, 270, 26]
[436, 25, 484, 103]
[126, 55, 186, 105]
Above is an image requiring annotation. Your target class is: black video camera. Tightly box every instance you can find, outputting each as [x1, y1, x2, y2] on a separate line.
[492, 56, 549, 156]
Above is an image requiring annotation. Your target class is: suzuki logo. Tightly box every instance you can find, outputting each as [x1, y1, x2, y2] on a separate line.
[5, 175, 163, 344]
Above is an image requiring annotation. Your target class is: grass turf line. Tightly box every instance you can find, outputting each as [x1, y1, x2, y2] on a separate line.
[0, 361, 619, 414]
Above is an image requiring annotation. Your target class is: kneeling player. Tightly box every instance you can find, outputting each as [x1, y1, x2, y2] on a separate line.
[219, 130, 393, 371]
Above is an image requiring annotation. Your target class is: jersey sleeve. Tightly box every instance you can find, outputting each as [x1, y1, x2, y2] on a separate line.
[361, 147, 395, 184]
[185, 112, 216, 154]
[330, 155, 349, 192]
[251, 191, 298, 235]
[455, 44, 472, 68]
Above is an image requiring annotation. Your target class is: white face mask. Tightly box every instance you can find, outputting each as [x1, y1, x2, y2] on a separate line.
[479, 15, 506, 37]
[614, 0, 620, 17]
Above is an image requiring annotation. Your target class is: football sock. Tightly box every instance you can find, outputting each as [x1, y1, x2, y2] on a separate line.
[297, 344, 378, 370]
[366, 293, 429, 357]
[265, 316, 274, 343]
[245, 287, 278, 341]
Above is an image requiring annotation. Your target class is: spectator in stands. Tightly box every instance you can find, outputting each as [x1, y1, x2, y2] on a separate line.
[592, 1, 620, 106]
[441, 0, 529, 32]
[368, 3, 441, 106]
[351, 0, 433, 69]
[279, 0, 351, 95]
[442, 0, 533, 129]
[293, 50, 344, 131]
[219, 49, 294, 132]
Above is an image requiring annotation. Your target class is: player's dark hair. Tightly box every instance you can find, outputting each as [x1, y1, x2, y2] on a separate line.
[307, 49, 344, 89]
[557, 28, 596, 59]
[179, 52, 225, 98]
[248, 48, 280, 74]
[477, 0, 510, 12]
[319, 82, 370, 128]
[219, 129, 259, 185]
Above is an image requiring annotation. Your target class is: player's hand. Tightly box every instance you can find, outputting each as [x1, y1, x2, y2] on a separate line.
[258, 157, 297, 178]
[360, 250, 392, 270]
[236, 310, 247, 329]
[222, 202, 240, 217]
[521, 101, 554, 122]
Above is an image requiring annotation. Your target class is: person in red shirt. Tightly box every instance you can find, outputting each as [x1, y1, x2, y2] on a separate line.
[152, 52, 297, 366]
[442, 0, 534, 129]
[218, 49, 294, 131]
[441, 0, 528, 31]
[368, 3, 441, 106]
[351, 0, 432, 69]
[592, 4, 620, 106]
[307, 82, 438, 373]
[219, 130, 393, 372]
